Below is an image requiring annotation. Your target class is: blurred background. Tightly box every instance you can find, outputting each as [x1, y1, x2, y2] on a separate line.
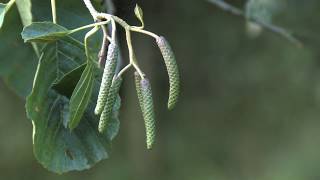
[1, 0, 320, 179]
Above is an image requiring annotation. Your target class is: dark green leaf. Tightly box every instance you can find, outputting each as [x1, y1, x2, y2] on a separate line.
[0, 7, 37, 97]
[1, 1, 120, 173]
[68, 63, 94, 130]
[25, 38, 120, 173]
[21, 22, 70, 43]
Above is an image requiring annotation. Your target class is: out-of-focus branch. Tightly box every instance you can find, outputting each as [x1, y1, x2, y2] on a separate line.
[208, 0, 303, 48]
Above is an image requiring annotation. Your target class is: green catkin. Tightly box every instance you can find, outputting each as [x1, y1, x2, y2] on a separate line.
[95, 43, 119, 115]
[140, 78, 156, 149]
[98, 76, 123, 133]
[156, 36, 180, 110]
[134, 71, 144, 110]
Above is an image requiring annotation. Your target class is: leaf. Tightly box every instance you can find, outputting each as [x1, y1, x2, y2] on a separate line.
[0, 7, 37, 97]
[25, 37, 120, 173]
[21, 22, 70, 43]
[134, 4, 144, 27]
[1, 0, 120, 173]
[68, 63, 94, 130]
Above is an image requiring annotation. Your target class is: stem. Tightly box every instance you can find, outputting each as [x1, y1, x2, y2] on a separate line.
[84, 26, 100, 62]
[207, 0, 303, 47]
[83, 0, 98, 18]
[69, 20, 110, 34]
[51, 0, 57, 24]
[125, 29, 144, 78]
[117, 64, 132, 77]
[131, 28, 159, 39]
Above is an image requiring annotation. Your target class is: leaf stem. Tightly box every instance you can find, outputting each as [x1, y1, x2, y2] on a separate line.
[51, 0, 57, 24]
[117, 64, 132, 77]
[125, 29, 144, 78]
[69, 20, 110, 34]
[84, 26, 100, 63]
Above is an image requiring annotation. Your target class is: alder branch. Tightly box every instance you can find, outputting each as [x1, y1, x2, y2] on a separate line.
[208, 0, 303, 47]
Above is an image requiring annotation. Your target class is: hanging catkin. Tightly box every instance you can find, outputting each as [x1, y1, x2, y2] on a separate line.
[156, 36, 180, 110]
[95, 42, 118, 115]
[134, 71, 144, 110]
[140, 78, 156, 149]
[98, 76, 122, 133]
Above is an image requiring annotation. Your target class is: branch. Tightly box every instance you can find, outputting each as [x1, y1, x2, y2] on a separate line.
[208, 0, 303, 48]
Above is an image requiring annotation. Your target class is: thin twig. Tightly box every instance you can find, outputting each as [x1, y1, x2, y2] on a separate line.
[208, 0, 303, 47]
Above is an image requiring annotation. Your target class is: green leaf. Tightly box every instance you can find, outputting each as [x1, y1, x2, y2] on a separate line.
[134, 4, 144, 27]
[0, 7, 37, 97]
[1, 1, 120, 173]
[21, 22, 70, 43]
[68, 63, 94, 130]
[25, 37, 120, 173]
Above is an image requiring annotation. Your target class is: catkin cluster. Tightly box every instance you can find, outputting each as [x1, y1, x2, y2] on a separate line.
[92, 5, 180, 149]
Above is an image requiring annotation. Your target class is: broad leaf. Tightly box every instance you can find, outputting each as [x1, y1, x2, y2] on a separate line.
[26, 37, 120, 173]
[0, 7, 37, 97]
[22, 22, 70, 43]
[68, 63, 94, 130]
[0, 1, 121, 173]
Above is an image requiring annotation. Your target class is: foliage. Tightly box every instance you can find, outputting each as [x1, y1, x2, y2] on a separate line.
[0, 0, 180, 174]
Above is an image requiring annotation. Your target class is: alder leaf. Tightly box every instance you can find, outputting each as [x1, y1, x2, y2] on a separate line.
[21, 22, 70, 43]
[25, 37, 120, 173]
[68, 63, 95, 130]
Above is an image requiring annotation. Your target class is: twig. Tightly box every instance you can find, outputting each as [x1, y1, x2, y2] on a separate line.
[208, 0, 303, 47]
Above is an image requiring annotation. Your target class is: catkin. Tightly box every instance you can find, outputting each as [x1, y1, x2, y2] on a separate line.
[98, 76, 123, 133]
[156, 36, 180, 110]
[140, 78, 156, 149]
[134, 72, 144, 110]
[95, 43, 118, 115]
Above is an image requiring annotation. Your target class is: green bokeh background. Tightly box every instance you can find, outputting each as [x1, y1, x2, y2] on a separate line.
[1, 0, 320, 179]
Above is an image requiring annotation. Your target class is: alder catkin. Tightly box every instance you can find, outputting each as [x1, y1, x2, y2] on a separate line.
[156, 36, 180, 110]
[140, 78, 156, 149]
[98, 76, 122, 133]
[95, 43, 118, 115]
[134, 72, 144, 110]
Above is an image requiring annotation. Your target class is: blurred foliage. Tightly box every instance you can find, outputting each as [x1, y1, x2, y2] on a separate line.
[1, 0, 320, 179]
